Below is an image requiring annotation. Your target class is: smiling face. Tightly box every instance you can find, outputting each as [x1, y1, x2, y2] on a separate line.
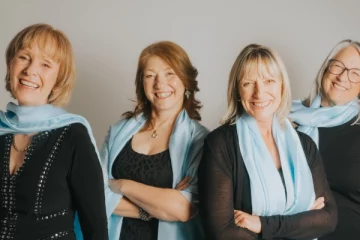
[238, 64, 282, 123]
[143, 56, 185, 114]
[8, 44, 60, 106]
[321, 46, 360, 106]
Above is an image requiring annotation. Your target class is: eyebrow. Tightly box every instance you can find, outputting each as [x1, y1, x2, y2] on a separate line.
[144, 67, 173, 72]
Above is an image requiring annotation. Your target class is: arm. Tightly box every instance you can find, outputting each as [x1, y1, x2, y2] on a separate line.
[113, 196, 141, 219]
[109, 124, 207, 222]
[198, 129, 258, 240]
[68, 124, 108, 240]
[259, 134, 337, 239]
[100, 126, 142, 219]
[110, 179, 196, 222]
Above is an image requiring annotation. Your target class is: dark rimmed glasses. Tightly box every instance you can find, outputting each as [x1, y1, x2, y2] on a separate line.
[328, 59, 360, 83]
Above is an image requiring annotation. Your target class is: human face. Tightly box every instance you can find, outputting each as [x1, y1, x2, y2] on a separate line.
[322, 46, 360, 106]
[8, 44, 60, 106]
[239, 71, 282, 123]
[143, 56, 185, 114]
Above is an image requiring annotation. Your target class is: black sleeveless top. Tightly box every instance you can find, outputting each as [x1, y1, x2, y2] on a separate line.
[112, 137, 173, 240]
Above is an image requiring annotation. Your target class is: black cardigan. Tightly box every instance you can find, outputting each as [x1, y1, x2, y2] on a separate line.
[198, 124, 337, 240]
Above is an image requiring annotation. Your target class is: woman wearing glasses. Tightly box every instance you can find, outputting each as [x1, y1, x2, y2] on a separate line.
[290, 40, 360, 240]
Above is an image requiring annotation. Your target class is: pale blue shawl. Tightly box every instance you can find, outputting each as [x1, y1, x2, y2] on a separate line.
[0, 102, 100, 240]
[102, 110, 209, 240]
[290, 95, 359, 146]
[236, 113, 315, 216]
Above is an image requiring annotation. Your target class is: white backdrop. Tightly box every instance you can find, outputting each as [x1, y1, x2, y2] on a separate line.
[1, 0, 359, 145]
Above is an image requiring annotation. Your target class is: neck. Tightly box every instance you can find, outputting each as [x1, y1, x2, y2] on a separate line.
[150, 107, 182, 129]
[256, 117, 273, 137]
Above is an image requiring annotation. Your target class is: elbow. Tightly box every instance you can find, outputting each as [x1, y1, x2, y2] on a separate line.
[327, 211, 338, 233]
[321, 207, 338, 235]
[175, 200, 197, 222]
[158, 200, 196, 222]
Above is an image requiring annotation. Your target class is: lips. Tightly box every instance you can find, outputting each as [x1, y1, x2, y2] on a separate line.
[332, 82, 348, 91]
[251, 100, 271, 108]
[19, 79, 40, 89]
[155, 92, 172, 99]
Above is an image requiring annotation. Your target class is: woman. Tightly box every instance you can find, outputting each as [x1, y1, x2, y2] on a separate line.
[290, 40, 360, 240]
[0, 24, 108, 239]
[198, 44, 337, 240]
[102, 41, 208, 240]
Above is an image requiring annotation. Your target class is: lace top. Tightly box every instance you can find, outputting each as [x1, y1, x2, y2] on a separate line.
[112, 137, 173, 240]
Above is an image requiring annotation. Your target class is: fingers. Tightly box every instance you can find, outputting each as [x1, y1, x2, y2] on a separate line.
[234, 212, 245, 226]
[311, 197, 325, 210]
[234, 210, 247, 227]
[175, 176, 191, 190]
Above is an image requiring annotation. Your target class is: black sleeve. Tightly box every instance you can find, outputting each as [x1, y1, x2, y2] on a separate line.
[259, 132, 337, 240]
[198, 127, 259, 240]
[68, 124, 108, 240]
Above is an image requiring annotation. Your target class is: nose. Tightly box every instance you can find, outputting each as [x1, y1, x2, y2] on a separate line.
[337, 69, 350, 82]
[154, 74, 166, 89]
[23, 61, 38, 76]
[253, 81, 264, 98]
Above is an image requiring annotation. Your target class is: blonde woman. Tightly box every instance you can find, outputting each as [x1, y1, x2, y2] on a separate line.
[198, 44, 337, 240]
[0, 24, 108, 240]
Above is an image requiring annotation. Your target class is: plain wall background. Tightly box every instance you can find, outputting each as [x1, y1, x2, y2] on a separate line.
[1, 0, 359, 145]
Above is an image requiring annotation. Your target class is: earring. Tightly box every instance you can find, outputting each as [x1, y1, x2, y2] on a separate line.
[185, 90, 191, 99]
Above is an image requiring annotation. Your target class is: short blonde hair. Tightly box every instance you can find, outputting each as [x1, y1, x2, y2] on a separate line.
[5, 23, 75, 106]
[221, 44, 292, 125]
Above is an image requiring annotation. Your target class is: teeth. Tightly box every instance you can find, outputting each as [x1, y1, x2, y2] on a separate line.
[253, 101, 270, 107]
[333, 83, 347, 91]
[20, 80, 39, 88]
[156, 92, 172, 98]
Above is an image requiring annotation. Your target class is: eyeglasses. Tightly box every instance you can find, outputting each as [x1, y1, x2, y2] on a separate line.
[328, 59, 360, 83]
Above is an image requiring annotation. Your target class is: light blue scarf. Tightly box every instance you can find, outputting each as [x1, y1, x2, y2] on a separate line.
[290, 95, 359, 146]
[0, 102, 99, 240]
[236, 113, 315, 216]
[101, 110, 208, 240]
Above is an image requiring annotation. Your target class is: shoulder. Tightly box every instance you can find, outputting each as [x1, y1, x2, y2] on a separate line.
[64, 123, 94, 145]
[109, 117, 130, 133]
[206, 124, 237, 144]
[296, 131, 318, 167]
[189, 120, 210, 140]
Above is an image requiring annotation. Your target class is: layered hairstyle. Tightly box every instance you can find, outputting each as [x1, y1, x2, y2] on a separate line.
[221, 44, 292, 125]
[5, 23, 75, 106]
[304, 40, 360, 114]
[124, 41, 202, 121]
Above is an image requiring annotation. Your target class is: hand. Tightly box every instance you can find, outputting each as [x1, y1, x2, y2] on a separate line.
[175, 176, 191, 191]
[311, 197, 325, 210]
[234, 210, 262, 234]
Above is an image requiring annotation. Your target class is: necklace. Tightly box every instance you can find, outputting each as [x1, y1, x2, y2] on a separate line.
[12, 136, 32, 152]
[149, 118, 175, 139]
[151, 130, 158, 138]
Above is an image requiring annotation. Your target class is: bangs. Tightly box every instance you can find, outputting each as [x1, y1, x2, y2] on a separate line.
[241, 52, 282, 82]
[21, 31, 66, 63]
[11, 26, 70, 65]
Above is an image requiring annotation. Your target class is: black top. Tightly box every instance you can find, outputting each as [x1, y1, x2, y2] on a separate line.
[318, 118, 360, 240]
[0, 124, 108, 240]
[198, 124, 337, 240]
[112, 138, 173, 240]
